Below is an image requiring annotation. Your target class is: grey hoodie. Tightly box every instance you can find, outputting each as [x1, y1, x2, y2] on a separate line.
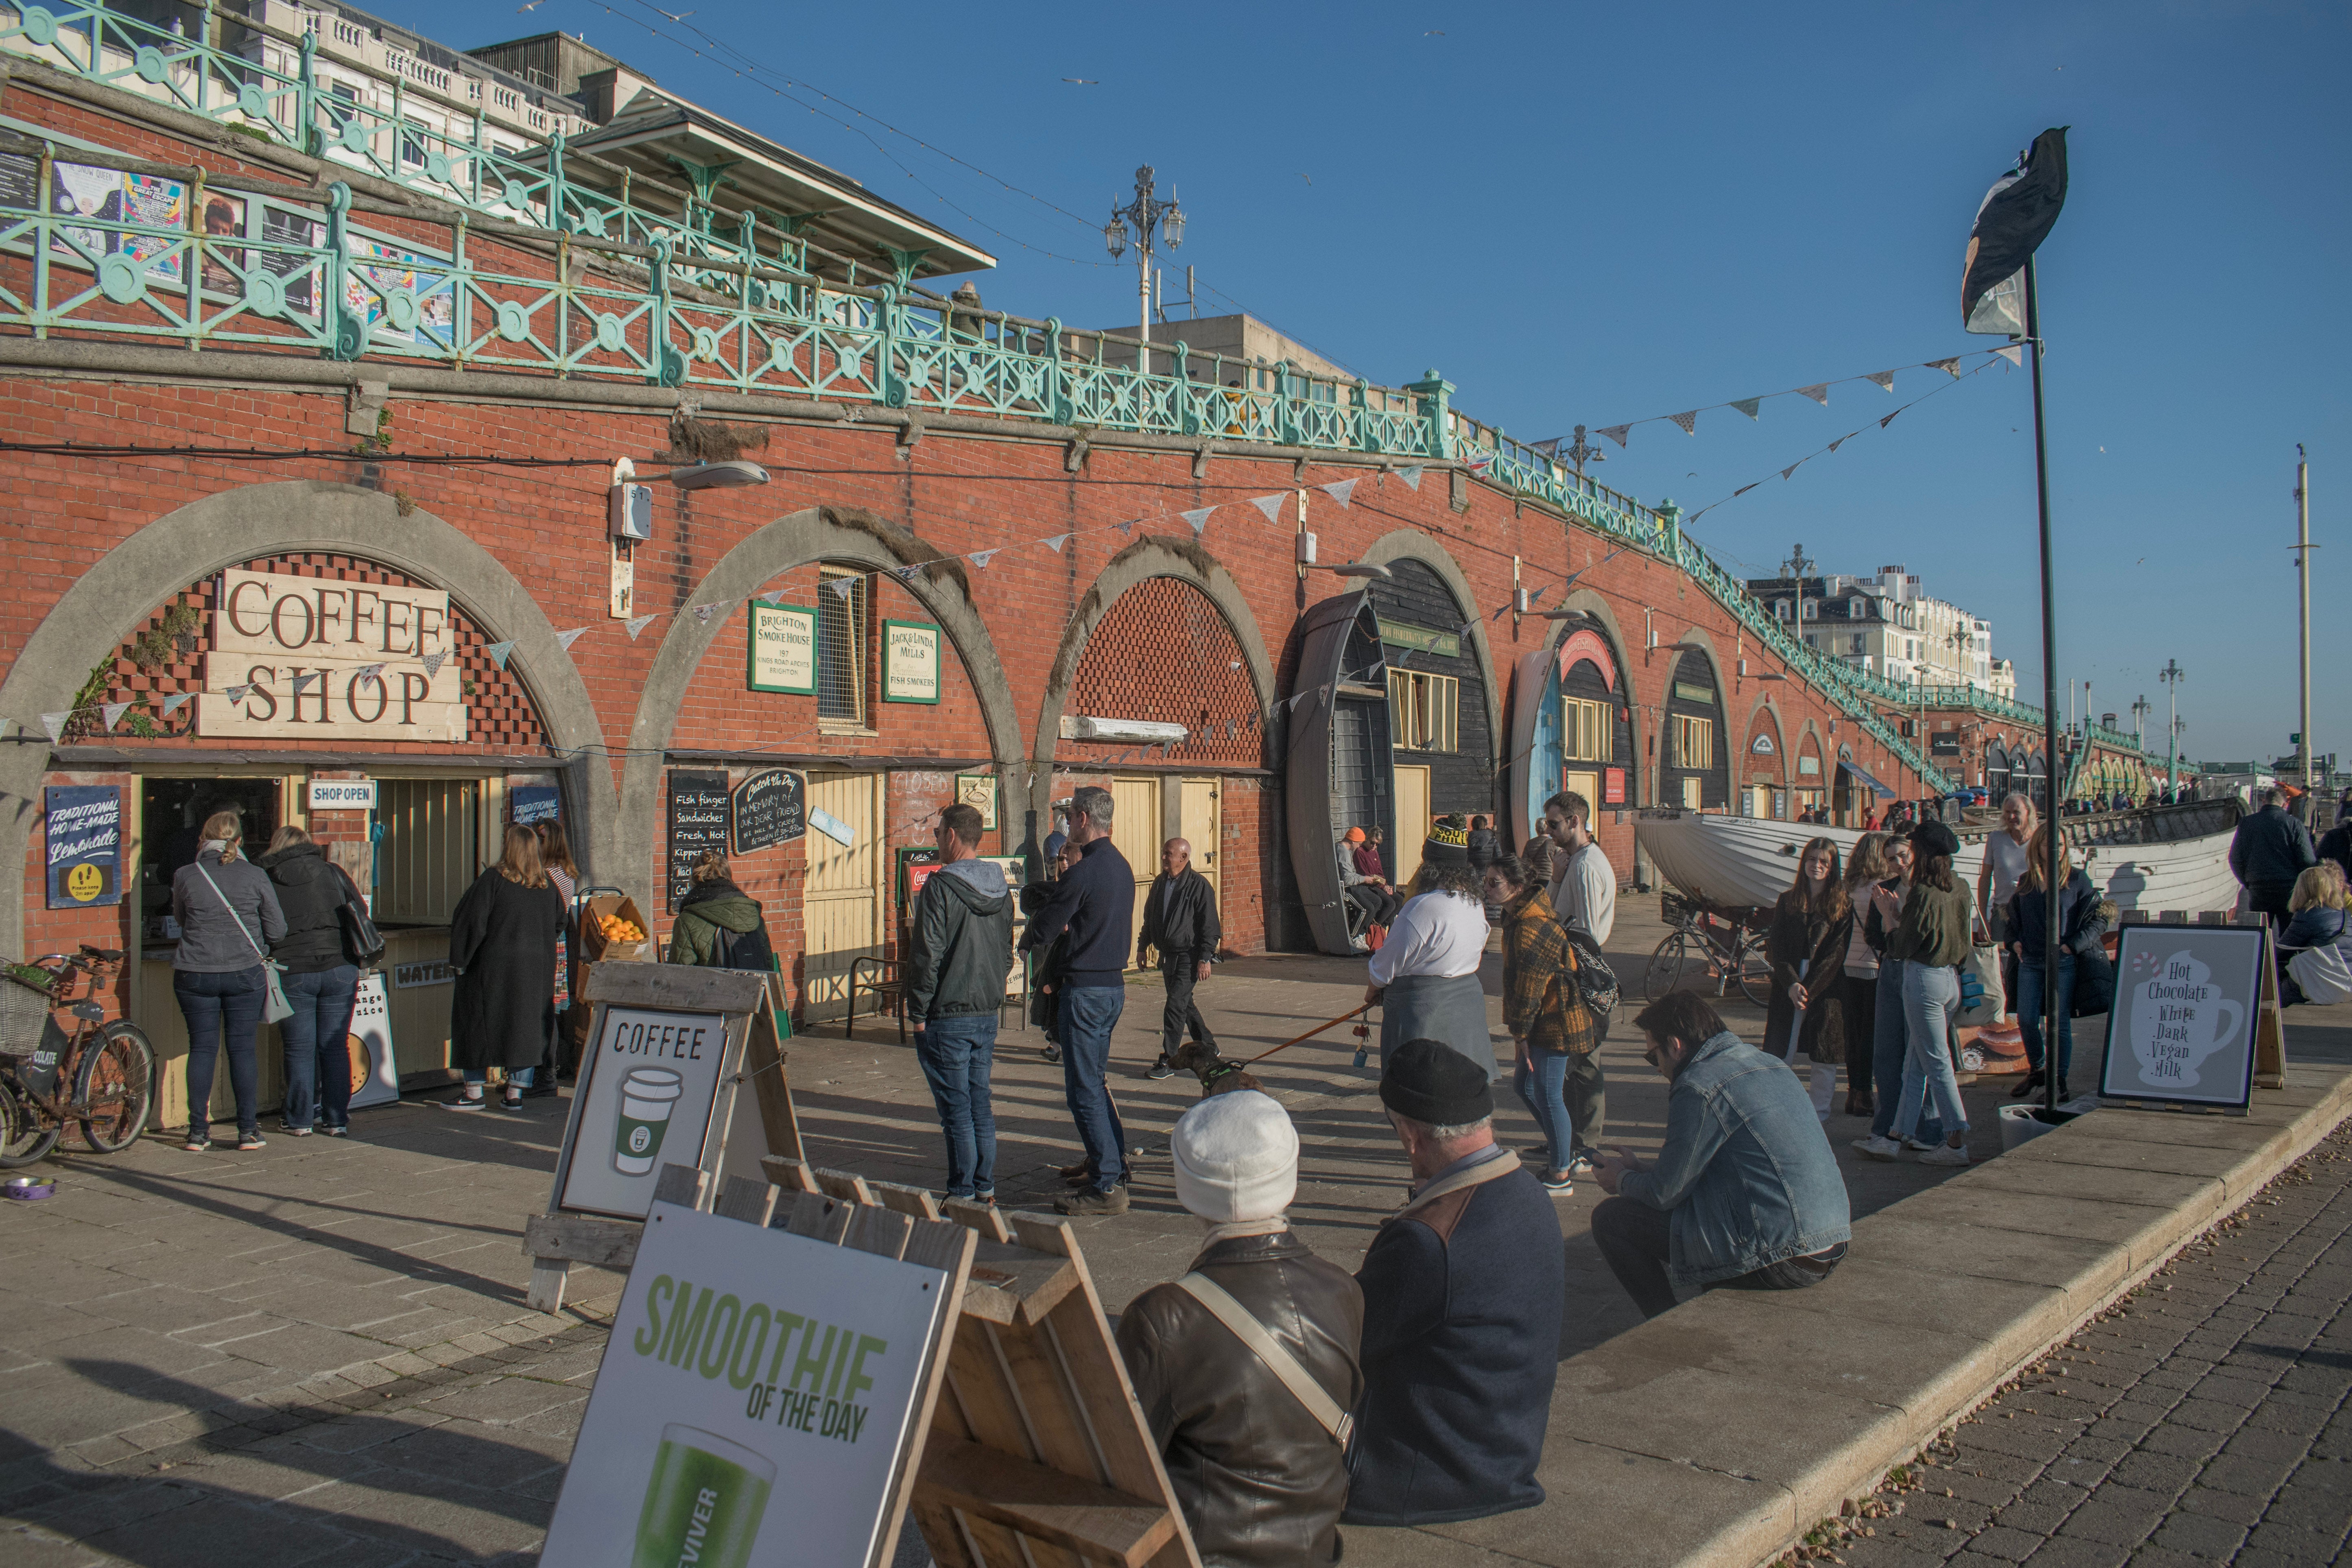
[907, 858, 1015, 1023]
[171, 849, 288, 973]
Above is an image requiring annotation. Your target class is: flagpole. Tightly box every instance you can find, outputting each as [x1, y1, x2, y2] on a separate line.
[2026, 254, 2064, 1118]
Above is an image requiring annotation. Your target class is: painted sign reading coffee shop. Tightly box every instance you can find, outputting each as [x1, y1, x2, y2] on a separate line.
[198, 569, 467, 741]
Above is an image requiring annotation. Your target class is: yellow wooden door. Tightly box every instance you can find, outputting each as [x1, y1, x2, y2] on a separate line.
[1563, 769, 1601, 825]
[802, 772, 882, 1020]
[1179, 777, 1221, 904]
[1392, 764, 1430, 885]
[1108, 776, 1160, 970]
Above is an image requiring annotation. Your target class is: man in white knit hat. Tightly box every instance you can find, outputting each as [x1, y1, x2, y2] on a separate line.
[1115, 1092, 1363, 1567]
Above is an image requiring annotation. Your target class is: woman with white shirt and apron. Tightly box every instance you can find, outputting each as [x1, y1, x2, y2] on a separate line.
[1977, 793, 2036, 1007]
[1363, 817, 1494, 1079]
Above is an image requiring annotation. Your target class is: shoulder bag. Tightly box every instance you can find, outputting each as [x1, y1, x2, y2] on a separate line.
[1564, 928, 1618, 1017]
[194, 860, 295, 1024]
[1175, 1272, 1353, 1448]
[336, 868, 387, 967]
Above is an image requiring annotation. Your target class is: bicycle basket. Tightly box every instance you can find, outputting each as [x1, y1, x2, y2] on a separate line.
[0, 969, 54, 1059]
[1659, 889, 1694, 925]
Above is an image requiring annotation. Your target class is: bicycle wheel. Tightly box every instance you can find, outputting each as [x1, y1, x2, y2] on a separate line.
[1733, 933, 1775, 1009]
[0, 1076, 61, 1168]
[76, 1022, 155, 1153]
[1644, 931, 1695, 1002]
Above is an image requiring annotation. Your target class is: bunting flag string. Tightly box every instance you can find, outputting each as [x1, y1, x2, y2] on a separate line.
[224, 685, 250, 704]
[159, 692, 190, 718]
[969, 548, 999, 568]
[356, 662, 386, 684]
[1249, 494, 1286, 523]
[1565, 348, 2010, 452]
[290, 672, 323, 694]
[1597, 425, 1631, 448]
[1731, 399, 1760, 420]
[100, 702, 130, 731]
[1115, 519, 1140, 535]
[1319, 478, 1356, 508]
[485, 640, 517, 668]
[555, 627, 588, 652]
[1042, 534, 1070, 553]
[1880, 411, 1900, 430]
[1395, 465, 1423, 490]
[1668, 411, 1699, 436]
[1996, 345, 2022, 367]
[1867, 371, 1896, 392]
[689, 605, 721, 625]
[420, 650, 450, 678]
[1929, 357, 1961, 377]
[1179, 507, 1213, 533]
[1797, 385, 1830, 405]
[829, 576, 857, 600]
[38, 712, 68, 742]
[624, 614, 659, 640]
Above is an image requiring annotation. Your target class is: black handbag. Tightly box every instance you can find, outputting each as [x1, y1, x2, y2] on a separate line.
[337, 871, 387, 967]
[2070, 945, 2116, 1018]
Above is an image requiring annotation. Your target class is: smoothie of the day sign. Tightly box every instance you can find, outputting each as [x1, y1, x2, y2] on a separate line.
[542, 1202, 951, 1568]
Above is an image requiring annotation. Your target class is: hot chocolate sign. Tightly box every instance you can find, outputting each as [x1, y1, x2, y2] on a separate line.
[2101, 926, 2265, 1110]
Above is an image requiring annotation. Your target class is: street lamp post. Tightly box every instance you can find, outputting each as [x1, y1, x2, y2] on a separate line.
[1563, 426, 1608, 479]
[2131, 693, 2151, 750]
[1104, 165, 1184, 364]
[2159, 659, 2185, 797]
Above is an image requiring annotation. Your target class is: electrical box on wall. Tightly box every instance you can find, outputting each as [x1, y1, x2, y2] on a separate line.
[609, 484, 653, 541]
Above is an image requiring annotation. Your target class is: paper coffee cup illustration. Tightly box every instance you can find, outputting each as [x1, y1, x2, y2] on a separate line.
[631, 1423, 773, 1568]
[613, 1067, 685, 1176]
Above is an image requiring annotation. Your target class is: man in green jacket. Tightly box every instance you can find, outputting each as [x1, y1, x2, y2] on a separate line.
[907, 803, 1015, 1201]
[667, 852, 775, 971]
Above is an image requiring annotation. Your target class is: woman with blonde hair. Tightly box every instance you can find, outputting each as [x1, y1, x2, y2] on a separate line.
[1764, 836, 1850, 1120]
[2280, 866, 2352, 1006]
[446, 825, 564, 1110]
[2003, 825, 2101, 1103]
[170, 808, 286, 1150]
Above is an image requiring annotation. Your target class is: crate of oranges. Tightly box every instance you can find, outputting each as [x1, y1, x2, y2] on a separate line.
[580, 893, 653, 963]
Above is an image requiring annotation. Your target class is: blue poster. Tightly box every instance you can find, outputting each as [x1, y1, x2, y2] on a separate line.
[45, 786, 123, 908]
[511, 786, 561, 825]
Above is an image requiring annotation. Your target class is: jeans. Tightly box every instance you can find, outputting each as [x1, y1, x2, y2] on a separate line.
[1058, 985, 1128, 1192]
[175, 966, 265, 1140]
[461, 1068, 534, 1088]
[1894, 961, 1968, 1143]
[1591, 1195, 1843, 1321]
[914, 1013, 998, 1198]
[1514, 1050, 1575, 1171]
[280, 965, 360, 1130]
[1867, 967, 1940, 1142]
[1156, 960, 1215, 1064]
[2016, 959, 2077, 1084]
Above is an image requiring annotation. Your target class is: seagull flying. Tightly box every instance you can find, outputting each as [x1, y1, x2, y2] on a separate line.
[1297, 173, 1312, 184]
[1424, 28, 1445, 34]
[653, 6, 694, 18]
[515, 1, 544, 10]
[1061, 76, 1098, 83]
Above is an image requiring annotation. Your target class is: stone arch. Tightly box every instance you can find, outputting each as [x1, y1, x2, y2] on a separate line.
[617, 506, 1022, 898]
[1031, 536, 1276, 835]
[0, 479, 610, 957]
[1741, 695, 1789, 808]
[1357, 531, 1504, 778]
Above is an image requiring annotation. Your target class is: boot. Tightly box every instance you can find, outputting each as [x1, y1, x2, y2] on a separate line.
[2009, 1069, 2046, 1100]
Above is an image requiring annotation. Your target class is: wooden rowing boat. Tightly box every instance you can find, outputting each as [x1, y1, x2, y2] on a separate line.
[1285, 591, 1398, 955]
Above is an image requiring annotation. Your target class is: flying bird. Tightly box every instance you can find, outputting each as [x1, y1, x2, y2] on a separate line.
[1424, 29, 1445, 34]
[515, 1, 544, 10]
[1297, 173, 1312, 184]
[653, 5, 694, 18]
[1061, 76, 1098, 84]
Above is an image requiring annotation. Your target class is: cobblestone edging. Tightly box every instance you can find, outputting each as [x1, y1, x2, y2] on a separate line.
[1765, 1122, 2352, 1568]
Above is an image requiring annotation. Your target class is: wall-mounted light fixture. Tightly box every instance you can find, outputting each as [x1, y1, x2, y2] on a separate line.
[1322, 562, 1392, 581]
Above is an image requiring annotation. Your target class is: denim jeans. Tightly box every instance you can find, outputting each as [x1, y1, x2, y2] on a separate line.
[1513, 1050, 1576, 1171]
[461, 1068, 534, 1088]
[1591, 1195, 1843, 1321]
[175, 966, 266, 1140]
[915, 1013, 999, 1198]
[1057, 985, 1127, 1192]
[280, 965, 360, 1130]
[2016, 959, 2077, 1083]
[1868, 967, 1942, 1143]
[1894, 961, 1968, 1142]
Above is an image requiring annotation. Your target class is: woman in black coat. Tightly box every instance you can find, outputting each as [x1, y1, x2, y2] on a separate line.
[446, 825, 564, 1110]
[1765, 836, 1852, 1120]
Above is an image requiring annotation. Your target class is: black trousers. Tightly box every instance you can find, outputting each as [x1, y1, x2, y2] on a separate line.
[1591, 1195, 1845, 1320]
[1157, 960, 1216, 1062]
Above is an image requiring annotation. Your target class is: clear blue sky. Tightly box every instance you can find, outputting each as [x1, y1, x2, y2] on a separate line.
[412, 0, 2347, 767]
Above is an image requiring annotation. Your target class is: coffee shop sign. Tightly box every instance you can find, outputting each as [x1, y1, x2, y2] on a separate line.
[200, 570, 469, 742]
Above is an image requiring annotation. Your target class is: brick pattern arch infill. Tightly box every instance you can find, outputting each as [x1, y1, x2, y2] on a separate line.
[614, 506, 1022, 901]
[0, 479, 610, 958]
[1029, 537, 1277, 836]
[1064, 578, 1262, 771]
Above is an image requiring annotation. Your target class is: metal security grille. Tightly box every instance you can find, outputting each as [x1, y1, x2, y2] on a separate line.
[817, 570, 867, 723]
[1067, 577, 1260, 765]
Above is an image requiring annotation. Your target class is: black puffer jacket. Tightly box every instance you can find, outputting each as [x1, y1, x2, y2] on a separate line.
[1116, 1231, 1364, 1568]
[257, 842, 357, 974]
[1137, 866, 1221, 970]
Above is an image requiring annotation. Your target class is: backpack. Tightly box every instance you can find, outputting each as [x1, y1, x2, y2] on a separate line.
[1565, 928, 1619, 1018]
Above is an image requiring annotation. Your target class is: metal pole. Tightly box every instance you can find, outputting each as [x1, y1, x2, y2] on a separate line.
[2026, 256, 2064, 1117]
[2297, 449, 2314, 824]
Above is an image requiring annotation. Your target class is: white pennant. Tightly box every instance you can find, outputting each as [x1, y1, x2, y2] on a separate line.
[1867, 371, 1896, 392]
[1042, 534, 1070, 553]
[1996, 345, 2022, 367]
[893, 565, 924, 583]
[830, 576, 858, 599]
[1319, 478, 1357, 508]
[1179, 508, 1213, 533]
[38, 711, 69, 742]
[159, 692, 191, 718]
[484, 640, 516, 668]
[1397, 465, 1424, 489]
[625, 614, 658, 640]
[690, 605, 720, 625]
[1249, 494, 1286, 523]
[356, 662, 387, 684]
[101, 702, 131, 731]
[224, 686, 250, 705]
[555, 627, 588, 652]
[420, 650, 450, 678]
[969, 549, 999, 568]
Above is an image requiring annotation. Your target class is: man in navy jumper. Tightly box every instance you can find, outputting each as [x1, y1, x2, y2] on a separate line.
[1344, 1040, 1564, 1525]
[1020, 784, 1136, 1216]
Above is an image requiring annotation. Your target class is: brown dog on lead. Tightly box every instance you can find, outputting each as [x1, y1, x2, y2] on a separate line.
[1171, 1037, 1264, 1097]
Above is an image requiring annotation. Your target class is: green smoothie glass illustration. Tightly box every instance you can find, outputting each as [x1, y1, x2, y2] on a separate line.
[614, 1066, 685, 1176]
[631, 1423, 773, 1568]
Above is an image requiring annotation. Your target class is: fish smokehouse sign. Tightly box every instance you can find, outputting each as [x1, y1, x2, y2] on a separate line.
[199, 570, 468, 741]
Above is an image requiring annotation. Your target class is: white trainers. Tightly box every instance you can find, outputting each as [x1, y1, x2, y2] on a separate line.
[1854, 1135, 1902, 1161]
[1917, 1142, 1971, 1167]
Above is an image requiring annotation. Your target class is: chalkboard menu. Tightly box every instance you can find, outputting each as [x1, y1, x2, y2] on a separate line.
[731, 769, 805, 856]
[665, 770, 732, 911]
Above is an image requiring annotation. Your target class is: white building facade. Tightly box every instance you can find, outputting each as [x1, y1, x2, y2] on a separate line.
[1747, 565, 2010, 697]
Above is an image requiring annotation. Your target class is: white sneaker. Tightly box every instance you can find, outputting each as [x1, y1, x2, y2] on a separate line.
[1901, 1136, 1939, 1152]
[1917, 1143, 1971, 1167]
[1854, 1135, 1902, 1161]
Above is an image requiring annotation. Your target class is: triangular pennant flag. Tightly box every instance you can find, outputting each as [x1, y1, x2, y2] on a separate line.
[1797, 385, 1829, 404]
[1245, 712, 1260, 732]
[1526, 584, 1551, 604]
[1116, 519, 1141, 535]
[1465, 453, 1494, 472]
[1730, 398, 1761, 420]
[1397, 465, 1424, 489]
[1828, 437, 1850, 453]
[1597, 426, 1630, 448]
[1781, 461, 1804, 481]
[1289, 689, 1312, 710]
[1491, 603, 1510, 621]
[291, 671, 323, 694]
[690, 604, 720, 625]
[830, 575, 858, 599]
[39, 710, 72, 742]
[356, 663, 386, 684]
[1320, 683, 1332, 705]
[1249, 494, 1286, 523]
[555, 627, 589, 652]
[625, 614, 658, 640]
[224, 686, 249, 705]
[485, 640, 517, 668]
[1042, 534, 1071, 554]
[1180, 507, 1213, 534]
[99, 701, 130, 731]
[1929, 357, 1961, 378]
[969, 549, 999, 568]
[420, 650, 449, 678]
[1996, 345, 2022, 367]
[1454, 620, 1478, 637]
[893, 565, 924, 583]
[1669, 412, 1698, 435]
[160, 692, 190, 718]
[1319, 478, 1357, 508]
[1734, 483, 1760, 497]
[1880, 411, 1900, 430]
[1867, 371, 1896, 392]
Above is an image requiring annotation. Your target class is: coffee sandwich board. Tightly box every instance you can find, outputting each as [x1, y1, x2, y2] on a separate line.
[522, 963, 803, 1312]
[2098, 913, 2282, 1114]
[552, 1157, 1204, 1568]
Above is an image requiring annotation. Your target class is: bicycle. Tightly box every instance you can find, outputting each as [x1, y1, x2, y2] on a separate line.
[1, 946, 158, 1167]
[1642, 893, 1773, 1009]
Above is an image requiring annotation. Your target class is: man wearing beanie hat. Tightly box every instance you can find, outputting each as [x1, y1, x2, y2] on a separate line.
[1116, 1092, 1363, 1567]
[1346, 1040, 1564, 1526]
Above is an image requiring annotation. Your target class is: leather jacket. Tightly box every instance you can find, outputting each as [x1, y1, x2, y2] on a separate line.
[1116, 1230, 1365, 1568]
[1137, 866, 1222, 970]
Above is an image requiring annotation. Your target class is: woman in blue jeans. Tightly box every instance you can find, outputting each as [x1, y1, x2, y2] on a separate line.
[2004, 825, 2102, 1102]
[259, 826, 365, 1136]
[1853, 834, 1942, 1150]
[170, 810, 286, 1151]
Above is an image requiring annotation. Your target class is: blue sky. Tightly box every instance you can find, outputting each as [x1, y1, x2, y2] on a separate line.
[414, 0, 2347, 767]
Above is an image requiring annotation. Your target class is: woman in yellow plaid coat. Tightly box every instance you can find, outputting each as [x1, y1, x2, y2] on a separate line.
[1482, 854, 1598, 1193]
